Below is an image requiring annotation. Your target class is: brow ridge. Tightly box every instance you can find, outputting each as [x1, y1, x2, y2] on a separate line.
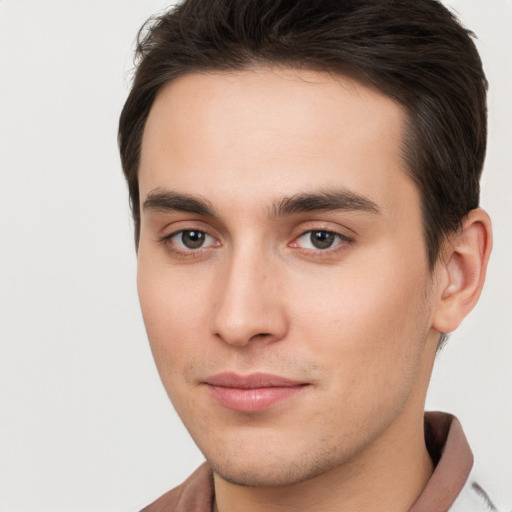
[272, 189, 380, 217]
[142, 188, 380, 219]
[142, 189, 217, 216]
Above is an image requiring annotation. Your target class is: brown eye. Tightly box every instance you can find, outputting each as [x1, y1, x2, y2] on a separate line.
[293, 230, 351, 251]
[181, 230, 207, 249]
[165, 229, 218, 251]
[310, 231, 336, 249]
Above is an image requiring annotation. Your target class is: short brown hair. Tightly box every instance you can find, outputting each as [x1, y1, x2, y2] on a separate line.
[118, 0, 487, 267]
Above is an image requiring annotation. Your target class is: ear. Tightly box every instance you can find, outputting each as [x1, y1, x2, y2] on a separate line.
[432, 208, 492, 334]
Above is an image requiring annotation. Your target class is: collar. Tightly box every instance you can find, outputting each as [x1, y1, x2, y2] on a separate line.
[409, 412, 473, 511]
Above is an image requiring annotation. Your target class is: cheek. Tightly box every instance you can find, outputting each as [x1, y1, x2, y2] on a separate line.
[136, 255, 211, 380]
[290, 256, 432, 387]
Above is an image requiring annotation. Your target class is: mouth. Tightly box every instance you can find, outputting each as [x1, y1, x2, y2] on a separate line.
[202, 372, 310, 413]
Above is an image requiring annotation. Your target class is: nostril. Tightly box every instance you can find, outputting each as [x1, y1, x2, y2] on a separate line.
[250, 332, 271, 341]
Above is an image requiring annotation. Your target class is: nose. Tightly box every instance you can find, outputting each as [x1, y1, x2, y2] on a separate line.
[211, 249, 289, 347]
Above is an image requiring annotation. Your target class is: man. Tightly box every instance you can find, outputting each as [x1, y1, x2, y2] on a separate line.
[118, 0, 495, 510]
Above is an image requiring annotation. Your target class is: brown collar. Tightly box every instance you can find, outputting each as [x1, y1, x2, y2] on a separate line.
[409, 412, 473, 511]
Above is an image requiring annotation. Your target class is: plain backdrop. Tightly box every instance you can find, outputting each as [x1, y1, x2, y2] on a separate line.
[0, 1, 511, 511]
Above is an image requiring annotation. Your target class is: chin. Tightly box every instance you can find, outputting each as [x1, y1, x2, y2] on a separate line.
[205, 442, 345, 488]
[211, 460, 321, 488]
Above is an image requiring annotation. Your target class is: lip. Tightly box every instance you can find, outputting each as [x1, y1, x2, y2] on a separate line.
[203, 372, 309, 413]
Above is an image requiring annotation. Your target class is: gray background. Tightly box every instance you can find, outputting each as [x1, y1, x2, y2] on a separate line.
[1, 1, 510, 510]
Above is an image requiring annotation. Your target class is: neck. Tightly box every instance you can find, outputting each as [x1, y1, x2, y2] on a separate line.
[213, 407, 433, 512]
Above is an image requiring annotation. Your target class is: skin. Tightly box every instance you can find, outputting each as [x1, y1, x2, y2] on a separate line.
[136, 67, 492, 512]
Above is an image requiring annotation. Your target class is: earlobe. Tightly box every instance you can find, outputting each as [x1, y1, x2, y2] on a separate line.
[432, 208, 492, 334]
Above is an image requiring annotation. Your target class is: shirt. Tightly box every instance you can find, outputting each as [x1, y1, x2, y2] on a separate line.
[140, 411, 497, 512]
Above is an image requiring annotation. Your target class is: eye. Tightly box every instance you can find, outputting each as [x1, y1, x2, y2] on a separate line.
[167, 229, 218, 250]
[294, 230, 349, 250]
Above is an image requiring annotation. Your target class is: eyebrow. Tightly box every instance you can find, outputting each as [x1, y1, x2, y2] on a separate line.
[271, 189, 380, 217]
[143, 189, 217, 216]
[142, 188, 381, 218]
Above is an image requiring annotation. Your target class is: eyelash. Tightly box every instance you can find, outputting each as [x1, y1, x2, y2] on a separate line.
[159, 228, 353, 258]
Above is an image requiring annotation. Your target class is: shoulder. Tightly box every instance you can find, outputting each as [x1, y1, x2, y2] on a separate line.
[139, 483, 183, 512]
[450, 470, 501, 512]
[139, 463, 214, 512]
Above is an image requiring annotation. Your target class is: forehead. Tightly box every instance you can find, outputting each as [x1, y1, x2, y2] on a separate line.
[139, 67, 415, 218]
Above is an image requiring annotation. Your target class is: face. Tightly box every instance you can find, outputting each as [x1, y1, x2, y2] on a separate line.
[137, 67, 440, 487]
